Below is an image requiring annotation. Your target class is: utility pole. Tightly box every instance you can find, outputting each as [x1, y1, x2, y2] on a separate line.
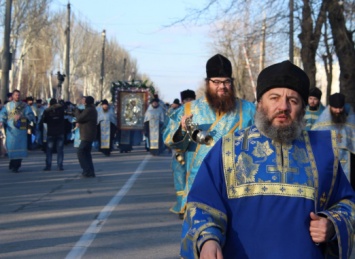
[289, 0, 294, 63]
[122, 58, 127, 81]
[100, 29, 106, 100]
[64, 3, 70, 101]
[1, 0, 13, 102]
[259, 17, 266, 71]
[243, 45, 256, 100]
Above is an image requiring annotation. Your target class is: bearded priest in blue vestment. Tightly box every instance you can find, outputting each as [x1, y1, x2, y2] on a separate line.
[181, 61, 355, 259]
[164, 54, 255, 217]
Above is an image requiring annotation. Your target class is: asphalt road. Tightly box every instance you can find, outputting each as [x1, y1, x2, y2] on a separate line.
[0, 144, 182, 259]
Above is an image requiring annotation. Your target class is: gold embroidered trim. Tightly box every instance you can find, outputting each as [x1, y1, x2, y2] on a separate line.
[176, 190, 184, 196]
[322, 130, 340, 210]
[223, 131, 317, 200]
[227, 183, 315, 199]
[186, 202, 227, 221]
[222, 133, 236, 198]
[302, 131, 319, 206]
[185, 101, 191, 116]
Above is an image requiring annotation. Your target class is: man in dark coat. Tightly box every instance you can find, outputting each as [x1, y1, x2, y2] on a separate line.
[74, 96, 98, 178]
[42, 98, 65, 171]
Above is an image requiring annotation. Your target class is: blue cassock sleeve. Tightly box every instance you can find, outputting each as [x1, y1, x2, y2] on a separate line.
[318, 162, 355, 259]
[309, 130, 355, 258]
[180, 139, 228, 259]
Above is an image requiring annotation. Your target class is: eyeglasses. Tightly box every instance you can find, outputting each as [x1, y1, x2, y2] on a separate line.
[209, 79, 232, 87]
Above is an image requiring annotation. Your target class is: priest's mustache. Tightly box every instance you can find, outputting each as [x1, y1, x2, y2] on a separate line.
[272, 111, 290, 119]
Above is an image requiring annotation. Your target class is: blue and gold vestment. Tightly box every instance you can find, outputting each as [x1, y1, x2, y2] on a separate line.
[144, 105, 165, 152]
[167, 107, 189, 214]
[163, 97, 255, 213]
[312, 105, 355, 181]
[304, 103, 325, 130]
[97, 105, 117, 149]
[0, 101, 35, 159]
[71, 104, 85, 148]
[181, 126, 355, 259]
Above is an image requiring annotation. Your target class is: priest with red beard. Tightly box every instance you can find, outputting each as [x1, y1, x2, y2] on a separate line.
[163, 54, 255, 216]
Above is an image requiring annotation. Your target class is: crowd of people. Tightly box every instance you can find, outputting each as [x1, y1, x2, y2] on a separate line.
[1, 53, 355, 258]
[0, 92, 117, 177]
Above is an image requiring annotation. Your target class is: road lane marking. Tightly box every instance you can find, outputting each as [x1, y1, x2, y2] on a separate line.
[65, 155, 151, 259]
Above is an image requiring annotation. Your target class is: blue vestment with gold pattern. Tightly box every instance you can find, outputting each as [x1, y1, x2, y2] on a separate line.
[0, 101, 35, 159]
[312, 105, 355, 181]
[72, 104, 85, 148]
[164, 97, 255, 214]
[168, 107, 189, 214]
[170, 151, 187, 214]
[304, 103, 325, 130]
[97, 106, 117, 149]
[181, 126, 355, 259]
[144, 105, 165, 152]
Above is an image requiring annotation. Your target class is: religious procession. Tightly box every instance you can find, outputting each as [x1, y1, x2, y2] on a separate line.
[0, 81, 171, 176]
[1, 52, 355, 259]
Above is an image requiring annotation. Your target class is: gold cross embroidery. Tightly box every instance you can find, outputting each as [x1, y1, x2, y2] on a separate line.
[267, 144, 298, 183]
[267, 165, 298, 183]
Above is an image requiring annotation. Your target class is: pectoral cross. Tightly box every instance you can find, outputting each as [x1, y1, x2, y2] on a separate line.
[336, 132, 343, 143]
[266, 143, 300, 183]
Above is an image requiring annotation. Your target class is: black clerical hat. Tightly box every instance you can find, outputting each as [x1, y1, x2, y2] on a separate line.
[329, 93, 345, 108]
[256, 60, 310, 104]
[180, 89, 196, 101]
[309, 87, 322, 100]
[206, 54, 232, 78]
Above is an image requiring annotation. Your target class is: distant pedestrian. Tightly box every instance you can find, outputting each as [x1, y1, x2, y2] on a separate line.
[41, 98, 65, 171]
[0, 99, 6, 157]
[74, 96, 98, 178]
[4, 92, 12, 105]
[35, 99, 45, 149]
[72, 97, 86, 148]
[26, 96, 36, 150]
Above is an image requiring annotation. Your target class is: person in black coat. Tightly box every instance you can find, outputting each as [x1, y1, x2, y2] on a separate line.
[74, 96, 98, 178]
[42, 98, 65, 171]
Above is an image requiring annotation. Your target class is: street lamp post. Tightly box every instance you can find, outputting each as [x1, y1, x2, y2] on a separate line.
[100, 29, 106, 101]
[289, 0, 294, 63]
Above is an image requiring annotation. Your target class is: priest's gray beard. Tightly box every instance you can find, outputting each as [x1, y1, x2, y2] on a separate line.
[255, 106, 305, 143]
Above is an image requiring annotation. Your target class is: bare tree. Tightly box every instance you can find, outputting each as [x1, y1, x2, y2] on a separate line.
[10, 0, 52, 93]
[328, 0, 355, 108]
[320, 21, 334, 105]
[172, 0, 355, 108]
[297, 0, 328, 89]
